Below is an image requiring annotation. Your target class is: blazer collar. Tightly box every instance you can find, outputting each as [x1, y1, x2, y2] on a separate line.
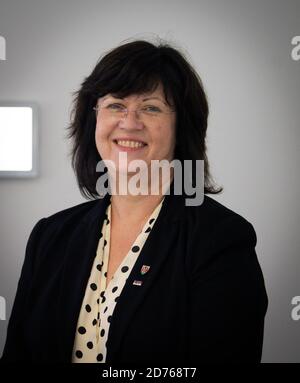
[85, 177, 187, 226]
[57, 179, 187, 362]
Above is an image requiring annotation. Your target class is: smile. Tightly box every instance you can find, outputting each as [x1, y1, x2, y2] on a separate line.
[113, 140, 147, 151]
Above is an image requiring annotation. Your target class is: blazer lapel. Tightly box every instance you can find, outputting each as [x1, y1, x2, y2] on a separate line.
[57, 193, 111, 362]
[106, 184, 186, 363]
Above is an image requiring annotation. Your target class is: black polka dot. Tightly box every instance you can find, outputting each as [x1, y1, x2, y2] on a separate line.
[104, 272, 107, 278]
[121, 266, 129, 273]
[101, 296, 106, 303]
[96, 264, 102, 271]
[100, 329, 105, 337]
[90, 283, 97, 291]
[149, 218, 155, 224]
[145, 227, 151, 233]
[104, 306, 108, 313]
[107, 315, 112, 323]
[97, 312, 100, 319]
[97, 298, 100, 304]
[85, 304, 91, 313]
[100, 291, 105, 297]
[87, 342, 93, 349]
[106, 219, 110, 224]
[92, 319, 97, 326]
[104, 239, 107, 247]
[75, 350, 83, 359]
[97, 353, 103, 362]
[78, 326, 86, 335]
[112, 286, 118, 293]
[131, 245, 140, 253]
[115, 296, 119, 303]
[99, 232, 103, 239]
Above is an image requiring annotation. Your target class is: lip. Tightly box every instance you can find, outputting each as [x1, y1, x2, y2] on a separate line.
[112, 139, 147, 152]
[113, 137, 147, 145]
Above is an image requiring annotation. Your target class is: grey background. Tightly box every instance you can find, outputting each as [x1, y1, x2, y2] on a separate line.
[0, 0, 299, 363]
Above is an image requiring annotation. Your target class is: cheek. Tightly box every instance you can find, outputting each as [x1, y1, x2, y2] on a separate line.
[95, 122, 111, 145]
[95, 125, 101, 150]
[95, 123, 109, 157]
[163, 125, 176, 153]
[95, 122, 104, 140]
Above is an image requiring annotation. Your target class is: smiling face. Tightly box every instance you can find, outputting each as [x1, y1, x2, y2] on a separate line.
[95, 82, 176, 179]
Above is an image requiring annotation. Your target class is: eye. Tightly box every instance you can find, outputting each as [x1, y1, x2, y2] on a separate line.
[142, 106, 161, 112]
[107, 103, 125, 110]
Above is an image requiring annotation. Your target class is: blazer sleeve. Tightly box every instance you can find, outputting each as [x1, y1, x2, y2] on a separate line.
[1, 218, 47, 362]
[187, 215, 268, 363]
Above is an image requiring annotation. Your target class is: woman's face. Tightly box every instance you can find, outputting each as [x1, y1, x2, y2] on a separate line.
[95, 83, 176, 177]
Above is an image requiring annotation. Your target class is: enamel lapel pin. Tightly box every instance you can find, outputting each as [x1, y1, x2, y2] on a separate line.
[140, 265, 151, 275]
[133, 265, 151, 286]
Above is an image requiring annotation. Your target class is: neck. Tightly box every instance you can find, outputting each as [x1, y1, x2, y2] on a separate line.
[109, 170, 173, 224]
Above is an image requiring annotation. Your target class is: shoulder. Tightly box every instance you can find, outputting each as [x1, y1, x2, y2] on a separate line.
[28, 199, 101, 242]
[184, 194, 256, 240]
[184, 195, 258, 270]
[204, 195, 256, 241]
[43, 199, 100, 224]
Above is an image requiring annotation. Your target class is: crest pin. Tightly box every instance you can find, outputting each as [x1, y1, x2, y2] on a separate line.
[140, 265, 151, 275]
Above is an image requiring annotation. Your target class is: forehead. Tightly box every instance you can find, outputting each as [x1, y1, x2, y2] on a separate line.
[100, 83, 167, 103]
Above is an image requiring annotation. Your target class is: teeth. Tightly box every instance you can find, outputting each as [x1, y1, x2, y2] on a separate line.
[116, 140, 145, 148]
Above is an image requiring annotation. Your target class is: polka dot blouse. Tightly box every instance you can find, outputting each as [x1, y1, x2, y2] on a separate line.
[72, 197, 165, 363]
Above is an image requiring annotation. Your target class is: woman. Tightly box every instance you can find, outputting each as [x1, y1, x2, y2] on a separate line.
[1, 39, 268, 363]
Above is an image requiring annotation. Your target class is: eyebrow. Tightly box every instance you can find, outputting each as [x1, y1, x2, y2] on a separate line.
[143, 97, 166, 104]
[101, 95, 168, 105]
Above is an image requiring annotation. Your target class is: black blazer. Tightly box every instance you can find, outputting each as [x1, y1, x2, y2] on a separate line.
[1, 185, 268, 364]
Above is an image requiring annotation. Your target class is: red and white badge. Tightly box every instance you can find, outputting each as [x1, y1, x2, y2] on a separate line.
[140, 265, 151, 275]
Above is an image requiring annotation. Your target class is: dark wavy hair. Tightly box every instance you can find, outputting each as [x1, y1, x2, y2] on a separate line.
[67, 38, 223, 199]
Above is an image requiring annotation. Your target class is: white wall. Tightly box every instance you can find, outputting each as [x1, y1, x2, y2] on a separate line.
[0, 0, 299, 362]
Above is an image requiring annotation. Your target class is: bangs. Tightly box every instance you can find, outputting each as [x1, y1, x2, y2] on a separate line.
[92, 45, 180, 108]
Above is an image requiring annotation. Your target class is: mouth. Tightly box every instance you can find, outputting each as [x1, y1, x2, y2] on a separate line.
[113, 139, 148, 152]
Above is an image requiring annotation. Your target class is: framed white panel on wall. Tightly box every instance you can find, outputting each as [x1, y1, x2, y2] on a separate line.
[0, 102, 38, 178]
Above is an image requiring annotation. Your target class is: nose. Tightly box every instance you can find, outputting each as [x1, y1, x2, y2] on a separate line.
[118, 109, 144, 130]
